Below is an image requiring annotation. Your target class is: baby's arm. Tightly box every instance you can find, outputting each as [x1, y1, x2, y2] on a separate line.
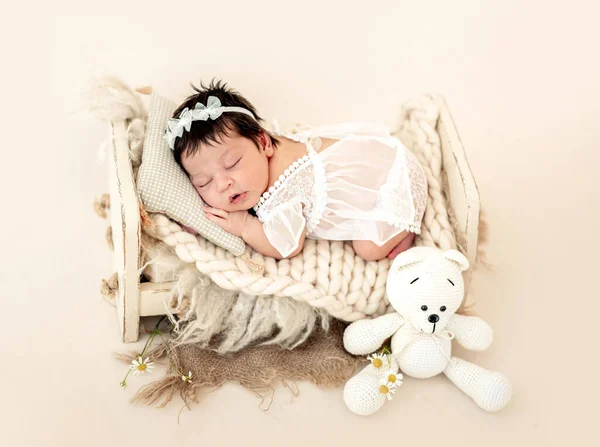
[204, 201, 307, 260]
[242, 215, 306, 260]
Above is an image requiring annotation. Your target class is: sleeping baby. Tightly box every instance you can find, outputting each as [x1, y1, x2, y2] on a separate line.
[166, 80, 427, 261]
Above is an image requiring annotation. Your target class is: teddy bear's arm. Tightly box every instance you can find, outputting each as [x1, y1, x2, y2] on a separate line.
[343, 313, 404, 355]
[447, 314, 493, 351]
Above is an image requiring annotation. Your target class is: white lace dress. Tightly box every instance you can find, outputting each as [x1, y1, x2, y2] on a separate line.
[253, 123, 428, 258]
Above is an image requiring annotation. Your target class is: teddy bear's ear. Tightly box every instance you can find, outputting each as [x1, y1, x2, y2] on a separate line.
[391, 248, 426, 271]
[444, 249, 469, 271]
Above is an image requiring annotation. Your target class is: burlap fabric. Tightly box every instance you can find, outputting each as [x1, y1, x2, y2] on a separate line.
[128, 320, 364, 408]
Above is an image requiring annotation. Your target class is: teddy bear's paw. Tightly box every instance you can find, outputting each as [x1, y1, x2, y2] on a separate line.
[476, 372, 512, 412]
[343, 371, 388, 416]
[444, 357, 512, 412]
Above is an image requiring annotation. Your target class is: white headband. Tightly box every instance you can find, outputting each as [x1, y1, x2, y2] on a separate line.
[164, 96, 256, 150]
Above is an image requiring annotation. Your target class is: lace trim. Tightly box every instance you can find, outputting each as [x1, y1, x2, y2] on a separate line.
[253, 153, 312, 212]
[385, 223, 422, 234]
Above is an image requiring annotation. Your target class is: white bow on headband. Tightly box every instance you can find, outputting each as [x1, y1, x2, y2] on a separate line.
[164, 96, 256, 150]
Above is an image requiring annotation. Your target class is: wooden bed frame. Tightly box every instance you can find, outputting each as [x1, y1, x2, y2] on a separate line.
[107, 94, 480, 342]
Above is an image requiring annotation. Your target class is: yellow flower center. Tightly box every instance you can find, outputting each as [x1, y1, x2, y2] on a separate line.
[388, 374, 396, 383]
[137, 363, 147, 371]
[372, 358, 383, 368]
[379, 385, 389, 394]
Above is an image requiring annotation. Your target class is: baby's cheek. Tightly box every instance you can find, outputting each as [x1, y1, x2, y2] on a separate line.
[195, 188, 209, 203]
[198, 191, 222, 209]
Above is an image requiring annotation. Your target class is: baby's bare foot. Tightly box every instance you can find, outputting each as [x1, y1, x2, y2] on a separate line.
[387, 232, 416, 259]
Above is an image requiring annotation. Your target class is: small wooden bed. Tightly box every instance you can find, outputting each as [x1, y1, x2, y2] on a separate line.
[106, 94, 480, 342]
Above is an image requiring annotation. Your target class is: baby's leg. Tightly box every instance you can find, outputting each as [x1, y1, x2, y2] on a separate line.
[352, 231, 415, 262]
[387, 232, 415, 259]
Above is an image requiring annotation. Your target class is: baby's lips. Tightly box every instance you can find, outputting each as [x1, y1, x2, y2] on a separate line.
[229, 192, 245, 204]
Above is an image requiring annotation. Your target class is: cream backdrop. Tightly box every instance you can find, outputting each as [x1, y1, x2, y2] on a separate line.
[1, 0, 598, 445]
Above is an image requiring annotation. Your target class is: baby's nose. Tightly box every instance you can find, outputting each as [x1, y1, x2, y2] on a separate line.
[428, 314, 440, 323]
[216, 177, 232, 192]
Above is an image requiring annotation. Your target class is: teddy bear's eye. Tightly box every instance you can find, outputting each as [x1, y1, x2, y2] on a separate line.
[440, 306, 447, 312]
[447, 279, 455, 286]
[421, 305, 428, 311]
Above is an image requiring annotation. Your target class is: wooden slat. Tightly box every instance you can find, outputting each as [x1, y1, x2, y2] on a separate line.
[434, 95, 481, 267]
[108, 120, 142, 342]
[140, 281, 176, 316]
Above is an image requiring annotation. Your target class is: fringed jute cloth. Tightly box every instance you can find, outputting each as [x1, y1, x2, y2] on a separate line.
[117, 320, 364, 409]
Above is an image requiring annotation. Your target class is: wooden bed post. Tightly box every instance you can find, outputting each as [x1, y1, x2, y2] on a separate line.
[434, 94, 481, 290]
[108, 119, 142, 342]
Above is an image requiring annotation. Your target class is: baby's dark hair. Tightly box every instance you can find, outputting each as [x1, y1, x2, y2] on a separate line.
[171, 79, 280, 167]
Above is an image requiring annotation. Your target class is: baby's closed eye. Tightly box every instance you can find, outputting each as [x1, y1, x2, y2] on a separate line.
[226, 157, 242, 169]
[195, 180, 211, 188]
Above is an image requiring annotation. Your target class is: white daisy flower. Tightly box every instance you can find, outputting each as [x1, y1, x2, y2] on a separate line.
[378, 380, 398, 400]
[383, 371, 404, 387]
[366, 352, 388, 369]
[129, 356, 154, 376]
[181, 371, 193, 383]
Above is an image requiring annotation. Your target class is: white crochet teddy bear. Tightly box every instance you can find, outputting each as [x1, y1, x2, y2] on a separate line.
[343, 246, 512, 415]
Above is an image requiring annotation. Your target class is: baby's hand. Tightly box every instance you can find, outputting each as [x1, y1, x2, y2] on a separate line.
[203, 206, 249, 237]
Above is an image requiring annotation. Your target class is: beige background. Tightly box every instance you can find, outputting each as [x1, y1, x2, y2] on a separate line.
[2, 0, 599, 445]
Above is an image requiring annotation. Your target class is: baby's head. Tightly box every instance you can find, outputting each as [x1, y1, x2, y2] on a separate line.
[170, 79, 280, 212]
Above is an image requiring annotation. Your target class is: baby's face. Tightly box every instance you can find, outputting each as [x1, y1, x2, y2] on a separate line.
[181, 132, 273, 212]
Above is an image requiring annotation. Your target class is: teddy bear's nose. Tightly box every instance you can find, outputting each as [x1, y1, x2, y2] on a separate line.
[428, 314, 440, 323]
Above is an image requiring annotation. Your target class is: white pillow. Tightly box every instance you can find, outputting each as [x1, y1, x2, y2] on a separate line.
[137, 92, 246, 256]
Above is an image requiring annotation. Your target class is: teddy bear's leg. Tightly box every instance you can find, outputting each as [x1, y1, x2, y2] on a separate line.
[443, 357, 512, 412]
[343, 357, 399, 416]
